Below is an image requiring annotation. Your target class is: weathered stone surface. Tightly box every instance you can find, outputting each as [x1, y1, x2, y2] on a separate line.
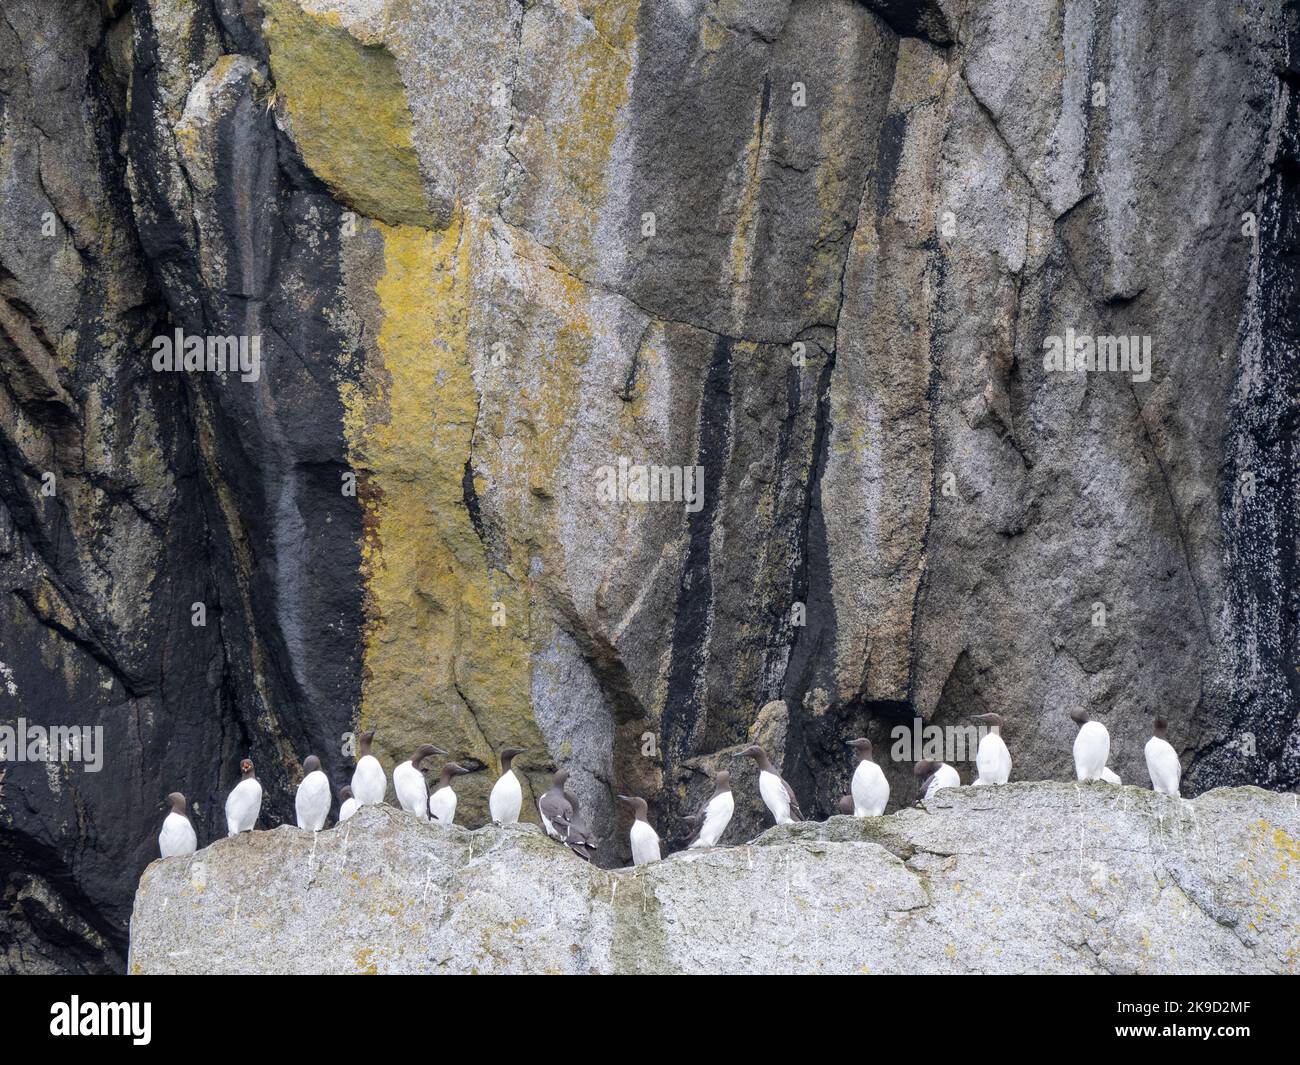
[2, 0, 1298, 973]
[128, 782, 1300, 975]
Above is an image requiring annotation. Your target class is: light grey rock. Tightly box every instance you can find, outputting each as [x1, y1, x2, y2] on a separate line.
[129, 782, 1300, 974]
[3, 0, 1298, 974]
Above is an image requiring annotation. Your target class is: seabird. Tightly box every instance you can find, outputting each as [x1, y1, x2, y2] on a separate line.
[914, 758, 960, 801]
[740, 744, 803, 825]
[835, 794, 855, 816]
[847, 738, 890, 815]
[1100, 766, 1122, 786]
[619, 794, 661, 866]
[338, 784, 358, 823]
[224, 758, 262, 837]
[393, 743, 446, 821]
[350, 729, 387, 806]
[1070, 709, 1109, 782]
[1144, 716, 1181, 797]
[561, 787, 600, 862]
[428, 763, 471, 824]
[970, 713, 1012, 785]
[538, 769, 575, 840]
[294, 754, 331, 831]
[684, 770, 734, 848]
[488, 747, 528, 825]
[158, 792, 197, 857]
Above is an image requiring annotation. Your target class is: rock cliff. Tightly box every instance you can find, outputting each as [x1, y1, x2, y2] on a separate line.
[2, 0, 1298, 972]
[128, 782, 1300, 975]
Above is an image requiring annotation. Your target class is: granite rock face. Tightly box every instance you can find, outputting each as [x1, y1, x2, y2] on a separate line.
[2, 0, 1299, 972]
[128, 783, 1300, 975]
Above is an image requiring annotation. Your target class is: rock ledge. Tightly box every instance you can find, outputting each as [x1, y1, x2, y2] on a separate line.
[128, 782, 1299, 974]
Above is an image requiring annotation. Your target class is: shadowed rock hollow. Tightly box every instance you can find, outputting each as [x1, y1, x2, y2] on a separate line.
[128, 782, 1300, 975]
[2, 0, 1298, 972]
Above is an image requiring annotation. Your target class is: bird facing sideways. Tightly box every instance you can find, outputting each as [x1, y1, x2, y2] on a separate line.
[620, 794, 661, 866]
[684, 770, 735, 847]
[741, 744, 803, 825]
[429, 763, 471, 824]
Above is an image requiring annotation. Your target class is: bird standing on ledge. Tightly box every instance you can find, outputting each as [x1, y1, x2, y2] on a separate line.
[741, 745, 803, 825]
[971, 714, 1012, 786]
[847, 738, 890, 815]
[1145, 717, 1181, 797]
[620, 794, 661, 865]
[684, 770, 734, 847]
[429, 763, 471, 824]
[225, 759, 261, 837]
[393, 744, 446, 821]
[1070, 709, 1109, 782]
[295, 755, 330, 831]
[158, 792, 196, 857]
[350, 730, 387, 806]
[489, 747, 528, 825]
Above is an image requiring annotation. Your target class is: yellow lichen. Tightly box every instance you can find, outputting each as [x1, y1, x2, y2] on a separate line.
[341, 214, 539, 785]
[261, 0, 432, 226]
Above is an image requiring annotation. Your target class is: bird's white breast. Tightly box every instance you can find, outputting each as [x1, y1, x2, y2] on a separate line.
[758, 769, 792, 823]
[295, 770, 331, 831]
[338, 797, 358, 822]
[225, 778, 262, 835]
[694, 791, 735, 847]
[159, 812, 196, 857]
[352, 755, 387, 805]
[851, 760, 890, 815]
[1145, 736, 1181, 796]
[393, 761, 429, 820]
[925, 763, 960, 799]
[629, 819, 661, 865]
[489, 770, 522, 824]
[429, 785, 457, 824]
[975, 733, 1011, 785]
[1073, 721, 1110, 781]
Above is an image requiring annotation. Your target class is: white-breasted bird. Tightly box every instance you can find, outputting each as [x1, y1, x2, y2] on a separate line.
[535, 768, 599, 860]
[337, 784, 358, 823]
[225, 758, 262, 837]
[393, 743, 445, 821]
[1144, 716, 1181, 797]
[488, 746, 528, 825]
[741, 744, 803, 825]
[971, 713, 1012, 785]
[537, 768, 574, 841]
[350, 729, 387, 806]
[914, 759, 960, 801]
[685, 770, 735, 847]
[847, 738, 890, 815]
[429, 762, 471, 824]
[620, 794, 661, 865]
[1070, 709, 1109, 782]
[158, 792, 197, 857]
[1100, 766, 1122, 785]
[295, 754, 331, 831]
